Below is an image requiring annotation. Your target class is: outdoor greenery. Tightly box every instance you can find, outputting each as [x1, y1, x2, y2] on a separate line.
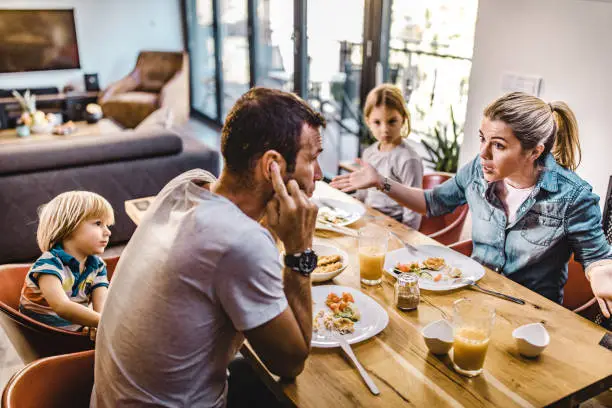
[421, 106, 462, 173]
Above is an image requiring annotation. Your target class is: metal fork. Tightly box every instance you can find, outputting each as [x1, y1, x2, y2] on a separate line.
[317, 198, 344, 214]
[457, 277, 525, 305]
[327, 327, 380, 395]
[388, 231, 439, 258]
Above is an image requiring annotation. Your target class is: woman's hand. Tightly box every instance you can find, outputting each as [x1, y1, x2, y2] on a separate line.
[589, 265, 612, 318]
[330, 159, 382, 192]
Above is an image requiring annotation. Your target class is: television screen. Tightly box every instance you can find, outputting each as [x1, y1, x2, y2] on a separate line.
[0, 9, 80, 73]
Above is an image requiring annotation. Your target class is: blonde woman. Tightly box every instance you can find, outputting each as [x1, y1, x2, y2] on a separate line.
[332, 92, 612, 315]
[354, 83, 423, 229]
[19, 191, 114, 332]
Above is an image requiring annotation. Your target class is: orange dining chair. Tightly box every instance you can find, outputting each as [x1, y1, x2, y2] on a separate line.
[448, 240, 599, 320]
[447, 239, 473, 257]
[0, 256, 119, 363]
[419, 173, 469, 245]
[1, 350, 94, 408]
[562, 255, 599, 321]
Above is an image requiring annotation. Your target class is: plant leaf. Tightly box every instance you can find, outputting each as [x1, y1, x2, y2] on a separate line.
[421, 140, 440, 162]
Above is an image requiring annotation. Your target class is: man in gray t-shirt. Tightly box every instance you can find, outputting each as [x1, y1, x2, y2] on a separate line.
[92, 88, 326, 407]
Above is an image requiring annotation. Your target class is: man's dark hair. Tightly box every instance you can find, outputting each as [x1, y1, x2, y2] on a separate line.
[221, 87, 326, 176]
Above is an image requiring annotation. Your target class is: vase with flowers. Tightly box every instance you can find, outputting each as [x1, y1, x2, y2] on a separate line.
[12, 90, 54, 135]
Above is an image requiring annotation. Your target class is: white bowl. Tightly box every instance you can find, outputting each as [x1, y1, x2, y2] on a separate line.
[311, 243, 349, 283]
[422, 319, 454, 355]
[512, 323, 550, 358]
[30, 122, 53, 134]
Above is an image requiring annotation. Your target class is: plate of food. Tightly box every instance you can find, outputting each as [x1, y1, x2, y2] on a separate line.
[311, 285, 389, 348]
[383, 245, 486, 291]
[311, 243, 349, 283]
[313, 197, 366, 227]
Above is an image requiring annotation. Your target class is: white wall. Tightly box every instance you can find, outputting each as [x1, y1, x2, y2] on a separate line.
[462, 0, 612, 207]
[0, 0, 183, 91]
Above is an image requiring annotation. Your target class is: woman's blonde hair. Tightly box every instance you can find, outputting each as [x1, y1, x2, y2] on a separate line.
[484, 92, 581, 170]
[363, 84, 411, 137]
[36, 191, 114, 252]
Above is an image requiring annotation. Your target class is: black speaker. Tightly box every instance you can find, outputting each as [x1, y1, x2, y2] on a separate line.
[84, 73, 100, 92]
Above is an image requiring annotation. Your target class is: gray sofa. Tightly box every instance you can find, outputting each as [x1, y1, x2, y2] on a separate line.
[0, 127, 219, 263]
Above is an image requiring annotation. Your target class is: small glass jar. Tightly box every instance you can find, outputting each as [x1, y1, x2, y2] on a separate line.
[394, 273, 420, 310]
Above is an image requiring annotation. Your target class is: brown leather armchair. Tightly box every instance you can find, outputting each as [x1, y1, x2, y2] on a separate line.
[99, 51, 189, 129]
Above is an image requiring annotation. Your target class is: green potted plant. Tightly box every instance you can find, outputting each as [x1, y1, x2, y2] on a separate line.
[421, 106, 462, 174]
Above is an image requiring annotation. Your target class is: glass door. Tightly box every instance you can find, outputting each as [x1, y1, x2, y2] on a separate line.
[254, 0, 294, 92]
[307, 0, 364, 113]
[185, 0, 218, 121]
[306, 0, 365, 176]
[219, 0, 250, 119]
[388, 1, 478, 140]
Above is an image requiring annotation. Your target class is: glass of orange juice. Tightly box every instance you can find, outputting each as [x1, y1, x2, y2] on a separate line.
[358, 225, 388, 285]
[451, 298, 495, 377]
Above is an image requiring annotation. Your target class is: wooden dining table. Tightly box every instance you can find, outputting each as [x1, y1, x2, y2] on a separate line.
[124, 181, 612, 408]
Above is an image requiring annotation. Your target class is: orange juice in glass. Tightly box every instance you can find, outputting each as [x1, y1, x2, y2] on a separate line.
[358, 225, 388, 285]
[452, 299, 495, 377]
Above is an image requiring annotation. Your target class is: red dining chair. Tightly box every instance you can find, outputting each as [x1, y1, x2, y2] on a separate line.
[419, 173, 469, 245]
[563, 255, 599, 321]
[422, 172, 453, 190]
[1, 350, 94, 408]
[448, 240, 599, 320]
[447, 239, 473, 258]
[0, 256, 119, 363]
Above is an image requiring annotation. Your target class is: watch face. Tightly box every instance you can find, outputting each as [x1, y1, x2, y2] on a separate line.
[298, 249, 318, 274]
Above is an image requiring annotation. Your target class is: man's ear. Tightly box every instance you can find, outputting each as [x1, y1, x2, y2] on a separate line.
[261, 150, 287, 181]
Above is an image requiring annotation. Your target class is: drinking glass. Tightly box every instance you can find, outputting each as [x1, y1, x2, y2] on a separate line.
[452, 298, 496, 377]
[358, 225, 388, 285]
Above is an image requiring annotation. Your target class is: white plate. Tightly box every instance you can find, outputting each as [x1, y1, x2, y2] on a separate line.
[311, 285, 389, 348]
[383, 245, 486, 291]
[311, 243, 349, 283]
[313, 197, 366, 227]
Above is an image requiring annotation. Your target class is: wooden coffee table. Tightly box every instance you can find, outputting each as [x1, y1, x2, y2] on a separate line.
[0, 119, 122, 145]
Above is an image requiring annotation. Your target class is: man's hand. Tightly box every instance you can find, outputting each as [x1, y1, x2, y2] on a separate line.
[265, 162, 318, 254]
[590, 265, 612, 318]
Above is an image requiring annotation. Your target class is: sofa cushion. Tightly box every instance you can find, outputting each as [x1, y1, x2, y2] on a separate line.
[0, 133, 220, 263]
[0, 129, 183, 176]
[101, 97, 159, 129]
[109, 91, 158, 105]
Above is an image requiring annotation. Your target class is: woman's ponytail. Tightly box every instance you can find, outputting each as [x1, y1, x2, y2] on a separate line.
[550, 101, 581, 171]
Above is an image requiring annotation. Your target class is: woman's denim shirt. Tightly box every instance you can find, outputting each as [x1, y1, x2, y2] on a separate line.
[424, 153, 612, 303]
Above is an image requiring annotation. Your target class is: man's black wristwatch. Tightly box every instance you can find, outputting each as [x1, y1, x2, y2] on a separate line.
[284, 248, 318, 277]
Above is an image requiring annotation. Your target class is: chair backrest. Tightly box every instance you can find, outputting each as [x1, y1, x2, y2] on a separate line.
[448, 239, 473, 257]
[420, 204, 469, 246]
[0, 256, 119, 363]
[419, 172, 468, 245]
[562, 255, 599, 319]
[422, 172, 452, 190]
[136, 51, 185, 93]
[2, 350, 94, 408]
